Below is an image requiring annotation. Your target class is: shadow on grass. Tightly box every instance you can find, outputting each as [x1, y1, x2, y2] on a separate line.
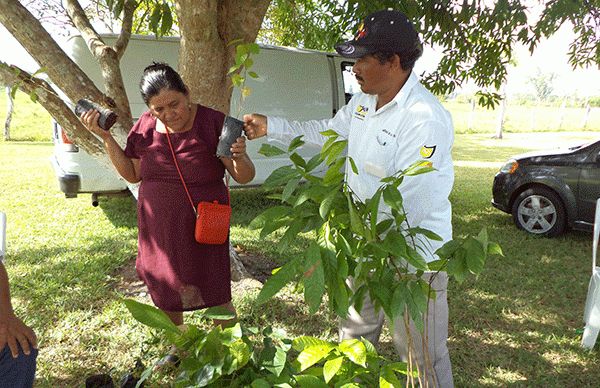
[449, 226, 600, 387]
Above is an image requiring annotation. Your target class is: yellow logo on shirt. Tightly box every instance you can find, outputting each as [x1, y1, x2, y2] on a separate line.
[420, 145, 436, 158]
[354, 105, 368, 120]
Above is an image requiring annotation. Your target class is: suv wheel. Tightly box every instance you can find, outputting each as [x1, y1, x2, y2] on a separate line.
[511, 187, 566, 237]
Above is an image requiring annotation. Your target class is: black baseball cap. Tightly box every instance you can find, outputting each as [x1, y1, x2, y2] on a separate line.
[334, 9, 421, 59]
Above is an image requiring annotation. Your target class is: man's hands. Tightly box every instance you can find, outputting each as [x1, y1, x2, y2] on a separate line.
[0, 313, 37, 358]
[243, 114, 268, 140]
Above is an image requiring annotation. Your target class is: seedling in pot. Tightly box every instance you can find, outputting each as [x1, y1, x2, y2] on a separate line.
[216, 41, 260, 158]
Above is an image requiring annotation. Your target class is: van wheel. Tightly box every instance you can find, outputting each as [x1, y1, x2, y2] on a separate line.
[511, 187, 566, 237]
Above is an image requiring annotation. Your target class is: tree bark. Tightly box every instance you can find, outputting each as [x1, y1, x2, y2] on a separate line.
[0, 0, 128, 160]
[174, 0, 270, 114]
[4, 86, 12, 141]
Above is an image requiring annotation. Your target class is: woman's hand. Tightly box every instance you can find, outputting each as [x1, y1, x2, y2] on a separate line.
[229, 136, 248, 159]
[80, 110, 112, 141]
[220, 136, 255, 185]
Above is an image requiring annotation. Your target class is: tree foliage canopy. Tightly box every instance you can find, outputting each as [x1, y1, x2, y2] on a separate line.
[260, 0, 600, 106]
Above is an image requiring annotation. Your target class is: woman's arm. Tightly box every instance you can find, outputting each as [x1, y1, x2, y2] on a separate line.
[80, 110, 142, 184]
[220, 136, 255, 184]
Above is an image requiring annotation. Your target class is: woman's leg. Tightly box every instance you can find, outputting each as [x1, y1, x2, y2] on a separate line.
[162, 310, 184, 326]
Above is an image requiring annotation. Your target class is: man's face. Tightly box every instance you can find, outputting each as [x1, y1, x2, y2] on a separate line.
[352, 54, 393, 96]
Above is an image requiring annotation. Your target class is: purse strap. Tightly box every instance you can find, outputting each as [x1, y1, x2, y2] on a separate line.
[165, 129, 197, 216]
[164, 129, 230, 217]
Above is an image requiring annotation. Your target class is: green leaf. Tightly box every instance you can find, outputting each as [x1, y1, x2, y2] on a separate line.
[322, 140, 347, 165]
[231, 73, 243, 87]
[251, 379, 271, 388]
[323, 157, 345, 184]
[464, 236, 485, 275]
[289, 136, 306, 153]
[249, 205, 291, 231]
[258, 343, 288, 377]
[279, 218, 305, 252]
[123, 299, 181, 334]
[339, 339, 367, 367]
[319, 184, 341, 219]
[292, 336, 334, 352]
[405, 288, 425, 334]
[248, 71, 259, 78]
[149, 5, 161, 33]
[303, 242, 325, 314]
[256, 256, 301, 305]
[380, 364, 404, 387]
[247, 42, 260, 55]
[406, 226, 442, 241]
[258, 143, 287, 157]
[323, 356, 343, 383]
[409, 280, 429, 315]
[296, 345, 331, 371]
[282, 176, 302, 202]
[295, 374, 329, 388]
[203, 306, 236, 321]
[290, 152, 307, 169]
[160, 1, 173, 35]
[487, 242, 503, 256]
[319, 129, 339, 137]
[382, 185, 403, 211]
[263, 165, 298, 189]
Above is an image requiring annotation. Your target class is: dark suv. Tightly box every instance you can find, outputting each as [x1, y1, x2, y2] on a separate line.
[491, 139, 600, 237]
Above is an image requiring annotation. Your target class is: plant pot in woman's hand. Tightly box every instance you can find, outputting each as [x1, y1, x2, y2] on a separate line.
[216, 116, 243, 159]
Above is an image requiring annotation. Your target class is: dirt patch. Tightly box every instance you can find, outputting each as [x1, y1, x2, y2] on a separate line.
[112, 247, 278, 300]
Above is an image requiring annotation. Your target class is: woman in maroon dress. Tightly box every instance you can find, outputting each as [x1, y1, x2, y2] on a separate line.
[80, 63, 255, 332]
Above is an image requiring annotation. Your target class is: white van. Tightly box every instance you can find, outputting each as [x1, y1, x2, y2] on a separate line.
[49, 34, 357, 205]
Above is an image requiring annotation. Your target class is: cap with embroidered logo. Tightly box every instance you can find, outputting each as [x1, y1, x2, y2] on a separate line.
[334, 9, 421, 59]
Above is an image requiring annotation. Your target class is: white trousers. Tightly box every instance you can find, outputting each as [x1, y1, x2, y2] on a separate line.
[339, 273, 454, 388]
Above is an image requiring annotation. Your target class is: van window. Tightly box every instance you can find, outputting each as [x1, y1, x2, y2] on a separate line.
[342, 62, 359, 104]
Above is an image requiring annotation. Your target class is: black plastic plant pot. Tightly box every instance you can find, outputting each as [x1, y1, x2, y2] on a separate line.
[216, 116, 243, 158]
[75, 99, 118, 131]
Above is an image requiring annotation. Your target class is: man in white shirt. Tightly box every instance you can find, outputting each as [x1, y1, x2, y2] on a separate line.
[244, 9, 454, 387]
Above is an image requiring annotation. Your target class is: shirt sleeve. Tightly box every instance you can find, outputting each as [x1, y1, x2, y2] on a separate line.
[266, 97, 356, 148]
[394, 116, 454, 249]
[124, 114, 151, 159]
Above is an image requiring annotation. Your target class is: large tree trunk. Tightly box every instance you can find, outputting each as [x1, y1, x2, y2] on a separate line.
[175, 0, 270, 113]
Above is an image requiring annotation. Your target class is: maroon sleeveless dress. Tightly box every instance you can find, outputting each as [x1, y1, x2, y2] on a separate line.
[124, 105, 231, 312]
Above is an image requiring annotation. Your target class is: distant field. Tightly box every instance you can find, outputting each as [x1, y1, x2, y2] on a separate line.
[0, 89, 598, 144]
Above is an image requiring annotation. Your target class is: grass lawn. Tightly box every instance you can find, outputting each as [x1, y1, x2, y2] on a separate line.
[1, 93, 600, 386]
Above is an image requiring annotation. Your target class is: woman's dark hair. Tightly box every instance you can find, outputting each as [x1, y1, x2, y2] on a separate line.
[139, 62, 187, 105]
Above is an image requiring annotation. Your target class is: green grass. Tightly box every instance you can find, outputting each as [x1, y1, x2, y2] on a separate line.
[0, 90, 52, 142]
[1, 95, 600, 386]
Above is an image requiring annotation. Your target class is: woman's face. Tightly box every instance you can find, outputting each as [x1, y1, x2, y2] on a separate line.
[148, 88, 192, 132]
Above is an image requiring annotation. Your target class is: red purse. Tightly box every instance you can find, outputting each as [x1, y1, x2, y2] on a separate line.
[165, 130, 231, 245]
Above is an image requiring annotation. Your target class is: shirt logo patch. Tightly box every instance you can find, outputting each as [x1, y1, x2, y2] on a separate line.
[354, 105, 368, 120]
[420, 145, 436, 158]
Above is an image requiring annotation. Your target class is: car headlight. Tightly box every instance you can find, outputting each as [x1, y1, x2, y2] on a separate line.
[499, 158, 519, 174]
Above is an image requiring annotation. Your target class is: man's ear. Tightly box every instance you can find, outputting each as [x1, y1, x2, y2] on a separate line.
[391, 54, 404, 72]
